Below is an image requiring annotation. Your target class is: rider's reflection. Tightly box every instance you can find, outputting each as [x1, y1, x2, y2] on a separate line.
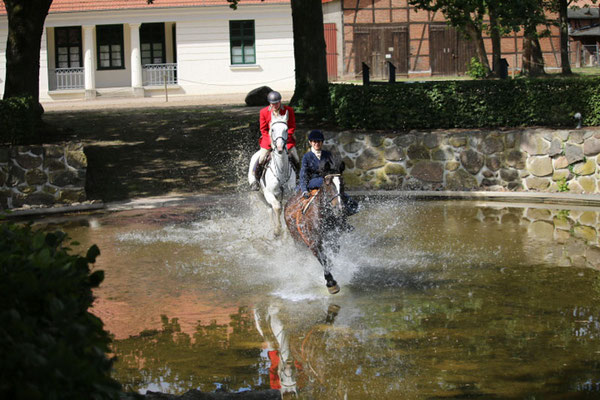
[253, 303, 340, 397]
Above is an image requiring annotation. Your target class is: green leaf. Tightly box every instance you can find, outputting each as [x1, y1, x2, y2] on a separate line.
[86, 245, 100, 263]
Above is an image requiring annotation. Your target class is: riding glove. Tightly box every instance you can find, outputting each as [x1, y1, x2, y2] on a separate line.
[302, 191, 310, 199]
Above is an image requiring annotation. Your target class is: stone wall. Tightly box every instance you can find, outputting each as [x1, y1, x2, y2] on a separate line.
[329, 127, 600, 193]
[0, 144, 87, 209]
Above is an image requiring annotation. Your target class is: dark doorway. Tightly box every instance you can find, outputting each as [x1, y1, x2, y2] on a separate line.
[353, 24, 409, 79]
[429, 24, 477, 75]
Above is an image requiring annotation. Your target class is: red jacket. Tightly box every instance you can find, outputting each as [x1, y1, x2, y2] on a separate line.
[259, 105, 296, 150]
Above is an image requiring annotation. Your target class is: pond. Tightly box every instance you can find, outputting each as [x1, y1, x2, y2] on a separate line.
[34, 194, 600, 399]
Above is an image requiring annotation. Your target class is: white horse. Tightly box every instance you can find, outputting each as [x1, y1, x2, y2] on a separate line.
[247, 111, 296, 237]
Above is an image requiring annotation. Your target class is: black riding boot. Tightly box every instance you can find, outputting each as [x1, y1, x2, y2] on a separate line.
[291, 156, 300, 174]
[250, 160, 266, 191]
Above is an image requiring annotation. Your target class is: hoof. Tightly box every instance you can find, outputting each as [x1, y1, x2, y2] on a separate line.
[327, 283, 340, 295]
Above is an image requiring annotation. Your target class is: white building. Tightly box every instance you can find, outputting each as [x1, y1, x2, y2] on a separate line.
[0, 0, 303, 101]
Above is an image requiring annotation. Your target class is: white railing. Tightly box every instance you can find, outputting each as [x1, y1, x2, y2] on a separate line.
[53, 67, 84, 90]
[143, 63, 177, 86]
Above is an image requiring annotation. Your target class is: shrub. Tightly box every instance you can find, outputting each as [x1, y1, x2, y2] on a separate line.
[0, 222, 122, 400]
[466, 57, 488, 79]
[329, 77, 600, 130]
[0, 97, 39, 145]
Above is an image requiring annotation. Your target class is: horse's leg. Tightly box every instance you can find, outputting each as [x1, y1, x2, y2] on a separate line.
[263, 188, 282, 237]
[247, 151, 261, 186]
[313, 243, 340, 295]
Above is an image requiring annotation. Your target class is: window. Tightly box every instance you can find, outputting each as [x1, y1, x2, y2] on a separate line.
[96, 24, 124, 69]
[55, 26, 82, 68]
[140, 23, 165, 65]
[229, 20, 255, 64]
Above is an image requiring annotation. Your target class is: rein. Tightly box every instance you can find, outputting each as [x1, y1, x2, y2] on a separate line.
[323, 174, 343, 205]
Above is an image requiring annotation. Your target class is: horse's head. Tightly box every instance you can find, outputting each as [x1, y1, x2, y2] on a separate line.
[321, 174, 345, 217]
[269, 111, 289, 154]
[319, 155, 346, 217]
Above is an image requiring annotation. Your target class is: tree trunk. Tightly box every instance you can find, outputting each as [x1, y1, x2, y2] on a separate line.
[289, 0, 329, 113]
[522, 35, 545, 76]
[531, 35, 545, 75]
[522, 37, 532, 75]
[558, 0, 572, 74]
[3, 0, 53, 114]
[465, 21, 491, 74]
[488, 8, 502, 77]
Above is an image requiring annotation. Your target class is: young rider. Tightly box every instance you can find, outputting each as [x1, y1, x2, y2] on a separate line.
[249, 90, 299, 191]
[299, 129, 359, 216]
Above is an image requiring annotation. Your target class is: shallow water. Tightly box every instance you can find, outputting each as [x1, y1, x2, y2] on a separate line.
[36, 195, 600, 399]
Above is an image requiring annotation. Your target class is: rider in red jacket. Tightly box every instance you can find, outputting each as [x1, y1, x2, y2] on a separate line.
[249, 91, 300, 190]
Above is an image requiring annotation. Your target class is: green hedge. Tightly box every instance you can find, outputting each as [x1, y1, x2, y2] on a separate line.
[0, 223, 122, 400]
[0, 97, 39, 145]
[329, 77, 600, 130]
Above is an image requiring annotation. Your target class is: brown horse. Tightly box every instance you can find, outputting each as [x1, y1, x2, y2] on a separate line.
[284, 171, 348, 294]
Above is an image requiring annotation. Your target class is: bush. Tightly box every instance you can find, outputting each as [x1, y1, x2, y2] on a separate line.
[329, 77, 600, 130]
[0, 97, 39, 145]
[0, 222, 122, 400]
[466, 57, 488, 79]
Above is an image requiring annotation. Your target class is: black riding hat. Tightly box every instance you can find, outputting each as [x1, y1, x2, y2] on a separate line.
[308, 129, 324, 142]
[267, 91, 282, 104]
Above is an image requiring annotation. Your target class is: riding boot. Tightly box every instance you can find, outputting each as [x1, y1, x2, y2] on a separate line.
[340, 216, 354, 233]
[291, 156, 300, 175]
[343, 195, 359, 216]
[250, 160, 265, 191]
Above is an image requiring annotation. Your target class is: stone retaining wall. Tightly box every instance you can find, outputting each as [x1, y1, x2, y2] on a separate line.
[0, 144, 87, 209]
[328, 127, 600, 193]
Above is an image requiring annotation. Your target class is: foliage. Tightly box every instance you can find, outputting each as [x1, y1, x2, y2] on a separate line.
[0, 97, 40, 145]
[466, 57, 488, 79]
[556, 177, 569, 192]
[0, 222, 122, 400]
[329, 77, 600, 130]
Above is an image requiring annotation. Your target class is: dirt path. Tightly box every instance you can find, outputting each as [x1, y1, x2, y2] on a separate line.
[43, 106, 264, 202]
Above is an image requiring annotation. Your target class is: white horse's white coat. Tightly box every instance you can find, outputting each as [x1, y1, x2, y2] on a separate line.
[248, 111, 296, 237]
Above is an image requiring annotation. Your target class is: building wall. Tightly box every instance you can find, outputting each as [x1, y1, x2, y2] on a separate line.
[341, 0, 565, 78]
[0, 4, 295, 100]
[175, 6, 294, 96]
[323, 0, 344, 80]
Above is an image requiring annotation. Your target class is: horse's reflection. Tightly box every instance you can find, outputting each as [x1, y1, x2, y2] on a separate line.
[253, 303, 341, 398]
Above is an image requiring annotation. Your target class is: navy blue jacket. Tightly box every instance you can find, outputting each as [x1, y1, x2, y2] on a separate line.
[299, 150, 334, 193]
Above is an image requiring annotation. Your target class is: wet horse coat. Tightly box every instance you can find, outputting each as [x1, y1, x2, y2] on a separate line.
[248, 112, 296, 236]
[284, 170, 347, 294]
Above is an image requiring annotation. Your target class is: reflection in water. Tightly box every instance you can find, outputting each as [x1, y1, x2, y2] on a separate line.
[32, 196, 600, 398]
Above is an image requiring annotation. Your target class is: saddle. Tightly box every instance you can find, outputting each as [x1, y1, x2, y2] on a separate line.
[293, 189, 319, 247]
[301, 189, 319, 214]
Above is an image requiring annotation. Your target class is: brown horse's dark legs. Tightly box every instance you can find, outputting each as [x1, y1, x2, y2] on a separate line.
[324, 272, 337, 287]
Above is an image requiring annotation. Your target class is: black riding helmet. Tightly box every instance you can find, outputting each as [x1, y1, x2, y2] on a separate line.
[267, 91, 282, 104]
[308, 129, 324, 142]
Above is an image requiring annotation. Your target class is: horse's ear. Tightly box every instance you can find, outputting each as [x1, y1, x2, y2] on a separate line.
[339, 160, 346, 173]
[318, 159, 332, 176]
[282, 110, 289, 123]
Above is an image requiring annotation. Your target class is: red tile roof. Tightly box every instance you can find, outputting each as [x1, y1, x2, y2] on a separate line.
[0, 0, 292, 16]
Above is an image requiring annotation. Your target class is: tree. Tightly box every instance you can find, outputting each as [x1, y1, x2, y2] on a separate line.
[2, 0, 53, 115]
[2, 0, 329, 117]
[546, 0, 598, 75]
[288, 0, 329, 111]
[228, 0, 328, 112]
[409, 0, 492, 75]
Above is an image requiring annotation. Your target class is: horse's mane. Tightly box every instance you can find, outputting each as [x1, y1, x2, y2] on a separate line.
[318, 153, 345, 176]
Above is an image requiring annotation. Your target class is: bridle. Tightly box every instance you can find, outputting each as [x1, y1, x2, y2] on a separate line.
[324, 174, 343, 205]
